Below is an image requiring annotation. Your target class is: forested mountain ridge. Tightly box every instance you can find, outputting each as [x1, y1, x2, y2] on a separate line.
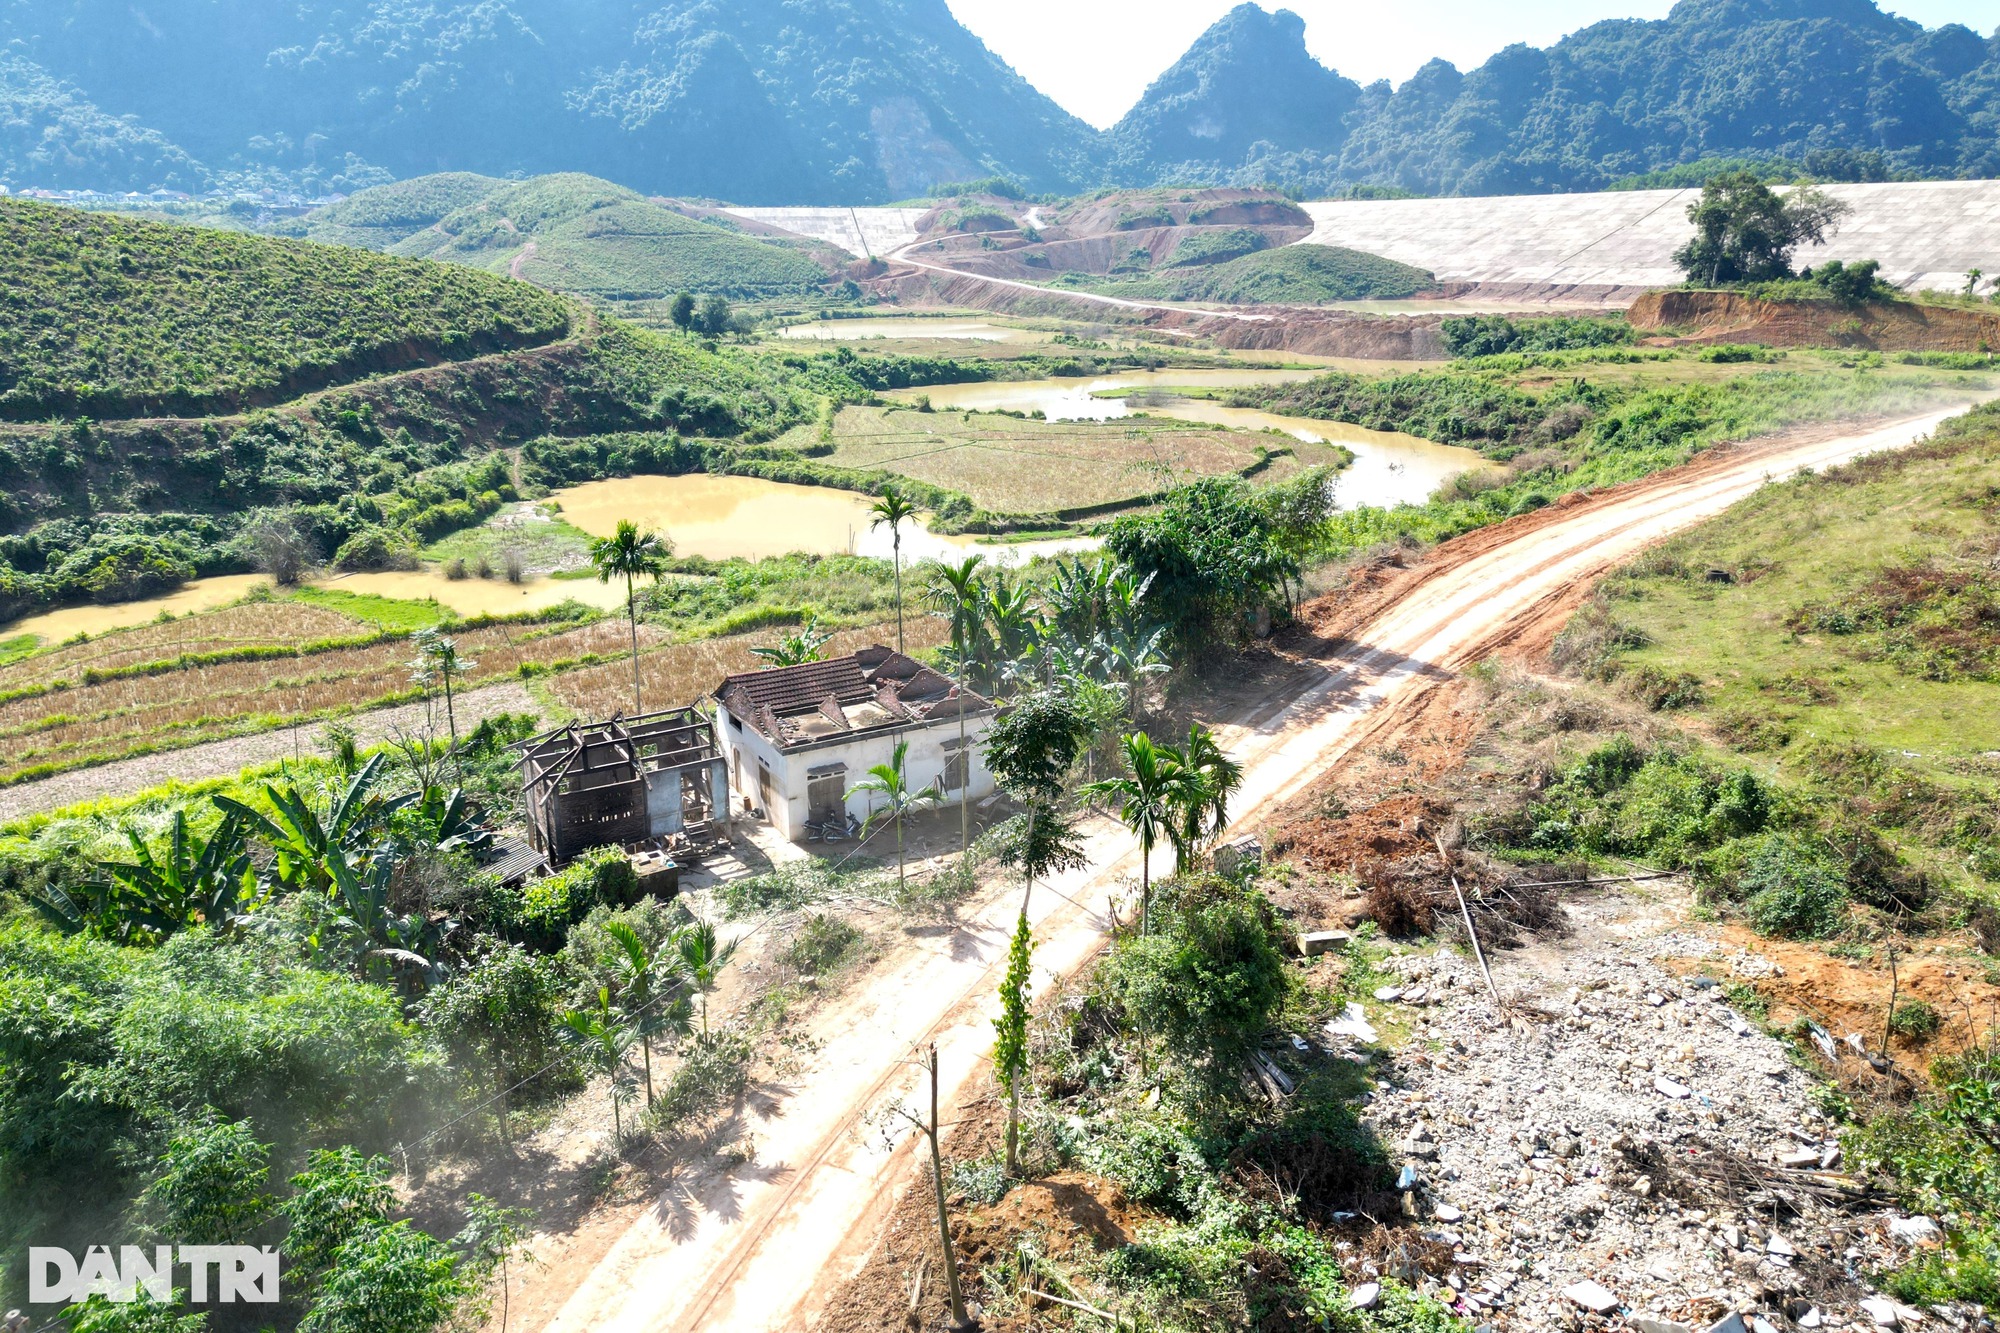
[0, 0, 1099, 204]
[1116, 0, 2000, 195]
[1, 0, 1996, 202]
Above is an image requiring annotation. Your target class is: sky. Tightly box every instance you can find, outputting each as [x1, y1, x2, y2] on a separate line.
[944, 0, 2000, 128]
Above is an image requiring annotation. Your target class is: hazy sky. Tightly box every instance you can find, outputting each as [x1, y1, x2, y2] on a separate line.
[944, 0, 2000, 128]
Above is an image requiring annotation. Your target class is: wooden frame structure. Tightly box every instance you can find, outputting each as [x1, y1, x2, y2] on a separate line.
[516, 706, 730, 863]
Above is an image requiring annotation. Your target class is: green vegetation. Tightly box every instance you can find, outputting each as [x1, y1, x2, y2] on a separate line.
[325, 174, 835, 302]
[1440, 315, 1634, 359]
[0, 198, 573, 419]
[1673, 172, 1848, 287]
[1162, 227, 1269, 267]
[1538, 401, 2000, 905]
[1065, 245, 1434, 305]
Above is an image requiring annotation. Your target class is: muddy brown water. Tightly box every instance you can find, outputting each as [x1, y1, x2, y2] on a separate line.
[547, 474, 1093, 565]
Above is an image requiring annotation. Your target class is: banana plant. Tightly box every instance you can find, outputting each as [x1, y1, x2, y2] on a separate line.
[311, 848, 453, 992]
[401, 785, 494, 859]
[43, 810, 264, 945]
[215, 753, 413, 894]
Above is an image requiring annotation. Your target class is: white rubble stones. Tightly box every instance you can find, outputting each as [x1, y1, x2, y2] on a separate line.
[1348, 1281, 1382, 1310]
[1347, 913, 1936, 1332]
[1563, 1280, 1621, 1313]
[1861, 1297, 1900, 1326]
[1300, 928, 1351, 956]
[1889, 1215, 1940, 1245]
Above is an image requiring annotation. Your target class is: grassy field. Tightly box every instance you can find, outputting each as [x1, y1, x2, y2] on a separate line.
[1588, 403, 2000, 775]
[0, 197, 575, 419]
[775, 405, 1338, 516]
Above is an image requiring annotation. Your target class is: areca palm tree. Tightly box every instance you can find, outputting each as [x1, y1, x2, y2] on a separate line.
[561, 988, 640, 1140]
[848, 738, 942, 896]
[869, 485, 919, 655]
[411, 629, 474, 755]
[603, 921, 692, 1106]
[924, 554, 988, 677]
[1081, 732, 1194, 932]
[1175, 723, 1245, 871]
[589, 520, 673, 713]
[677, 918, 738, 1037]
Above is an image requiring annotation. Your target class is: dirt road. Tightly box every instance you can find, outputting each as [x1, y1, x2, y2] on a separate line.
[527, 402, 1981, 1333]
[0, 682, 539, 823]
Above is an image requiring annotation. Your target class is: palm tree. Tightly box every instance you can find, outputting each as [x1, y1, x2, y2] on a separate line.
[604, 921, 692, 1106]
[677, 918, 738, 1037]
[923, 554, 988, 675]
[1081, 732, 1192, 932]
[849, 739, 944, 896]
[1176, 722, 1244, 870]
[869, 485, 918, 655]
[412, 629, 475, 755]
[589, 520, 673, 713]
[561, 988, 639, 1140]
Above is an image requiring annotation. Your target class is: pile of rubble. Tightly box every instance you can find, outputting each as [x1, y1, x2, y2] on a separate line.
[1321, 911, 1987, 1333]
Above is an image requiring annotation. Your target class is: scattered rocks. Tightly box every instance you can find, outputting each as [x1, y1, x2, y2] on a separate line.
[1349, 1281, 1382, 1310]
[1347, 896, 1937, 1332]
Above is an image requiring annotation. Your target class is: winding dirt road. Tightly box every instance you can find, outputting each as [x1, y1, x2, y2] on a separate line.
[524, 401, 1978, 1333]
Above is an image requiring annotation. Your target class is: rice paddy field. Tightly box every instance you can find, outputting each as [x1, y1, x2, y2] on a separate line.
[777, 405, 1344, 516]
[0, 573, 943, 788]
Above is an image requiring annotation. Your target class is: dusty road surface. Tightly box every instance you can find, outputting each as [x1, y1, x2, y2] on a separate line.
[527, 405, 1977, 1333]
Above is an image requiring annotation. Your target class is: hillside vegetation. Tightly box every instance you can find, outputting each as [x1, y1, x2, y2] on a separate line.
[347, 174, 835, 300]
[1074, 244, 1435, 305]
[0, 198, 574, 419]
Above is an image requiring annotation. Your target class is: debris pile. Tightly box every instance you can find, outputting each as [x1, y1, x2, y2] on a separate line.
[1320, 897, 1988, 1332]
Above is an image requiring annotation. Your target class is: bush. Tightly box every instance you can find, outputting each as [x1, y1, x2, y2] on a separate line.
[132, 1118, 274, 1245]
[1441, 315, 1634, 358]
[1739, 834, 1852, 939]
[50, 534, 195, 602]
[1107, 878, 1290, 1098]
[332, 526, 414, 572]
[1889, 1000, 1942, 1043]
[488, 846, 639, 951]
[649, 1032, 751, 1133]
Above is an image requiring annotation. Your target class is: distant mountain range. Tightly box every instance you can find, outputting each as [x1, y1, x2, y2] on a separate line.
[1, 0, 1995, 203]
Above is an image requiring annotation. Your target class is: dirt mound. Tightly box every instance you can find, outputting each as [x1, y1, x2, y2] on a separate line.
[956, 1172, 1141, 1263]
[1630, 289, 2000, 352]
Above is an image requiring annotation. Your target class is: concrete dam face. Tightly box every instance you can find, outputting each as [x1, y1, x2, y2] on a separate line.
[1299, 180, 2000, 302]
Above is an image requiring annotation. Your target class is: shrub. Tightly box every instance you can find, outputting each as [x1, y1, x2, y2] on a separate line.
[489, 846, 639, 951]
[650, 1032, 751, 1133]
[132, 1118, 274, 1245]
[51, 534, 195, 603]
[333, 526, 414, 572]
[1889, 1000, 1942, 1043]
[1739, 834, 1852, 939]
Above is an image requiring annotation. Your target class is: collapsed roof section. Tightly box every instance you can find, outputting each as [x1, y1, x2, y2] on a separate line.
[713, 645, 993, 752]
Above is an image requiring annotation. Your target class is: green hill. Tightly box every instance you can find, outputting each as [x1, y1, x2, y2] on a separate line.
[1073, 245, 1435, 305]
[0, 197, 574, 420]
[304, 172, 837, 300]
[0, 200, 824, 622]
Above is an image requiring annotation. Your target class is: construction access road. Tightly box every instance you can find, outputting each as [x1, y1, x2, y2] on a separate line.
[527, 403, 1977, 1333]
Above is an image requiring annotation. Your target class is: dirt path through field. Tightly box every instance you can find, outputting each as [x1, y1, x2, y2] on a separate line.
[524, 401, 1979, 1333]
[0, 681, 539, 822]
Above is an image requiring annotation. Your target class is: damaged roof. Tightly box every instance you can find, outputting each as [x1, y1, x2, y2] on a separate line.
[714, 644, 991, 752]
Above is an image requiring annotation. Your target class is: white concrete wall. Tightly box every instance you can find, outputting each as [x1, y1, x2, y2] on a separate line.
[722, 206, 931, 259]
[1300, 179, 2000, 295]
[716, 704, 994, 841]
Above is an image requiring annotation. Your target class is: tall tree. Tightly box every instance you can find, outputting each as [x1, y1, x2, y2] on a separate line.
[848, 739, 942, 896]
[561, 988, 639, 1140]
[1081, 732, 1194, 931]
[412, 628, 474, 756]
[589, 520, 673, 714]
[923, 554, 988, 679]
[869, 485, 919, 655]
[982, 688, 1088, 912]
[602, 921, 693, 1107]
[1674, 172, 1849, 286]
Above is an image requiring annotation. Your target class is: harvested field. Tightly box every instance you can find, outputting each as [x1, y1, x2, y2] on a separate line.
[0, 600, 371, 689]
[780, 405, 1304, 515]
[545, 618, 944, 721]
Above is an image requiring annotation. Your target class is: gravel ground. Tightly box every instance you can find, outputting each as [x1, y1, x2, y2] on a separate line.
[0, 682, 541, 823]
[1328, 888, 1988, 1333]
